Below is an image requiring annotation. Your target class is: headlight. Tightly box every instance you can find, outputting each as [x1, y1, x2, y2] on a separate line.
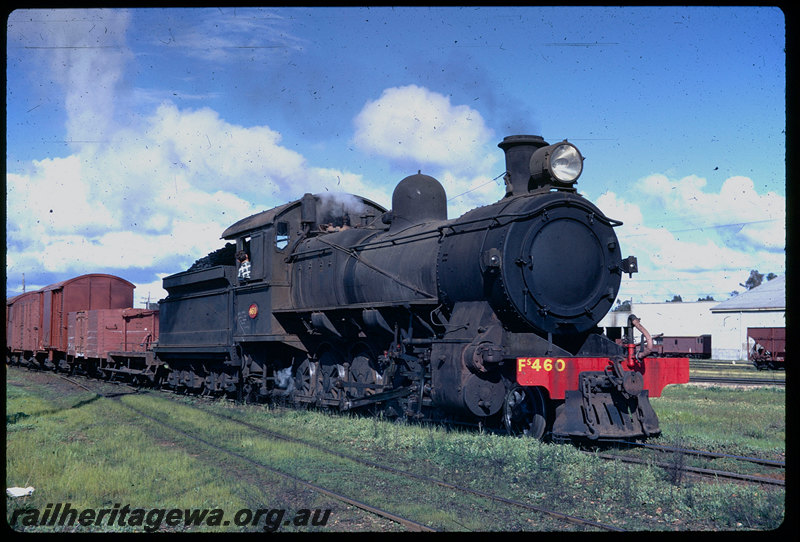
[529, 141, 583, 187]
[549, 142, 583, 183]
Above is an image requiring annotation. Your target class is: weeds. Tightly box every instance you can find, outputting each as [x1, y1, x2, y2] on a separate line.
[6, 372, 785, 532]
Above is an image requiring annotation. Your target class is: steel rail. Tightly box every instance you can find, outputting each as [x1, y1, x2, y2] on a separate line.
[55, 371, 623, 532]
[153, 394, 626, 532]
[689, 376, 785, 386]
[601, 440, 785, 468]
[54, 375, 436, 532]
[593, 452, 785, 487]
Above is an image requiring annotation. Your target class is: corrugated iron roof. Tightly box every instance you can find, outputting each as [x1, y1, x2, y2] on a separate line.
[711, 275, 785, 311]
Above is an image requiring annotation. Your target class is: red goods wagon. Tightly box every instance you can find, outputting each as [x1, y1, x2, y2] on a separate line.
[748, 327, 785, 370]
[652, 335, 712, 358]
[67, 307, 162, 382]
[68, 308, 159, 359]
[6, 291, 43, 358]
[6, 274, 135, 368]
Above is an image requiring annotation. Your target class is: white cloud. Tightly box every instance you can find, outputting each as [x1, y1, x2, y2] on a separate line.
[132, 274, 172, 306]
[595, 191, 644, 227]
[351, 85, 508, 219]
[7, 156, 117, 238]
[5, 101, 340, 295]
[145, 103, 308, 192]
[599, 174, 785, 302]
[353, 85, 495, 174]
[639, 173, 785, 251]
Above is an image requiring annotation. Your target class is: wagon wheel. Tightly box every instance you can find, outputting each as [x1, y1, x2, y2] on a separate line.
[503, 385, 548, 439]
[349, 351, 382, 399]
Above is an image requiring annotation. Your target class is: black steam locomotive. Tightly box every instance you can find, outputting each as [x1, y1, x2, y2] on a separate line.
[153, 134, 689, 441]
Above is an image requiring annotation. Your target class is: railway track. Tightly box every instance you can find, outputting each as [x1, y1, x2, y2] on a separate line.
[54, 374, 624, 532]
[616, 441, 785, 468]
[588, 440, 785, 487]
[54, 375, 435, 532]
[10, 367, 784, 530]
[688, 376, 785, 386]
[153, 392, 626, 532]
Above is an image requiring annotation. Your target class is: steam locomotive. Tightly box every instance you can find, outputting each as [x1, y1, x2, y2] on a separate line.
[7, 135, 690, 440]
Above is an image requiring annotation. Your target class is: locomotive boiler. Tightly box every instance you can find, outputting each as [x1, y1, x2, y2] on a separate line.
[154, 134, 690, 440]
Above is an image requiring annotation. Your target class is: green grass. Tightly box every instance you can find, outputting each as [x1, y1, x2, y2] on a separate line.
[652, 384, 785, 457]
[195, 388, 785, 530]
[5, 385, 295, 532]
[6, 370, 786, 532]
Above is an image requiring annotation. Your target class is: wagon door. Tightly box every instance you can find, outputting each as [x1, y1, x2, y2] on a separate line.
[68, 311, 88, 358]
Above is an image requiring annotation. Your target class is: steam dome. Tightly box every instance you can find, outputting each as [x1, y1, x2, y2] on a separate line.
[390, 173, 447, 229]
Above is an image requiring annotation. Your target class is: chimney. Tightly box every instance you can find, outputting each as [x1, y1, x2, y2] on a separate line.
[497, 135, 548, 197]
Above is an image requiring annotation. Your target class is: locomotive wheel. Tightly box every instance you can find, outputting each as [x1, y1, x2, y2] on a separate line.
[349, 351, 381, 399]
[241, 379, 259, 404]
[294, 358, 319, 400]
[503, 385, 548, 439]
[319, 350, 346, 403]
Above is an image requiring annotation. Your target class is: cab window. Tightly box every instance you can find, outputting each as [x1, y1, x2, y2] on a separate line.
[276, 221, 289, 250]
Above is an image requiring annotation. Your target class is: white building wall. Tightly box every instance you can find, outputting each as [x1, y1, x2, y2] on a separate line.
[711, 310, 785, 360]
[598, 302, 785, 361]
[599, 302, 718, 336]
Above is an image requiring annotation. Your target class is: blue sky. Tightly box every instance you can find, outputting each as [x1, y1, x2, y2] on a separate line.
[6, 6, 785, 306]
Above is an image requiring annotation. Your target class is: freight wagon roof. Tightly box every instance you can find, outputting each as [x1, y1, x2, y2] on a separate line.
[40, 273, 135, 292]
[6, 274, 135, 305]
[711, 275, 785, 312]
[6, 290, 39, 306]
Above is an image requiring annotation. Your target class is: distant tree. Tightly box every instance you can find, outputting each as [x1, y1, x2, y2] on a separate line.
[740, 269, 764, 291]
[766, 272, 777, 281]
[667, 295, 683, 303]
[612, 299, 631, 312]
[729, 290, 739, 297]
[697, 295, 715, 301]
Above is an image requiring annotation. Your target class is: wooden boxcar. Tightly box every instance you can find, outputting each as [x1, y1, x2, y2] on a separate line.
[68, 308, 158, 359]
[6, 291, 43, 356]
[6, 274, 135, 368]
[748, 327, 785, 369]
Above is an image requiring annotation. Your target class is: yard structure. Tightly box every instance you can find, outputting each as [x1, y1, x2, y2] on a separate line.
[599, 276, 785, 361]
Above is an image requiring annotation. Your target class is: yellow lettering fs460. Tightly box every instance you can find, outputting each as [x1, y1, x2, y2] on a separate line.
[517, 358, 566, 372]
